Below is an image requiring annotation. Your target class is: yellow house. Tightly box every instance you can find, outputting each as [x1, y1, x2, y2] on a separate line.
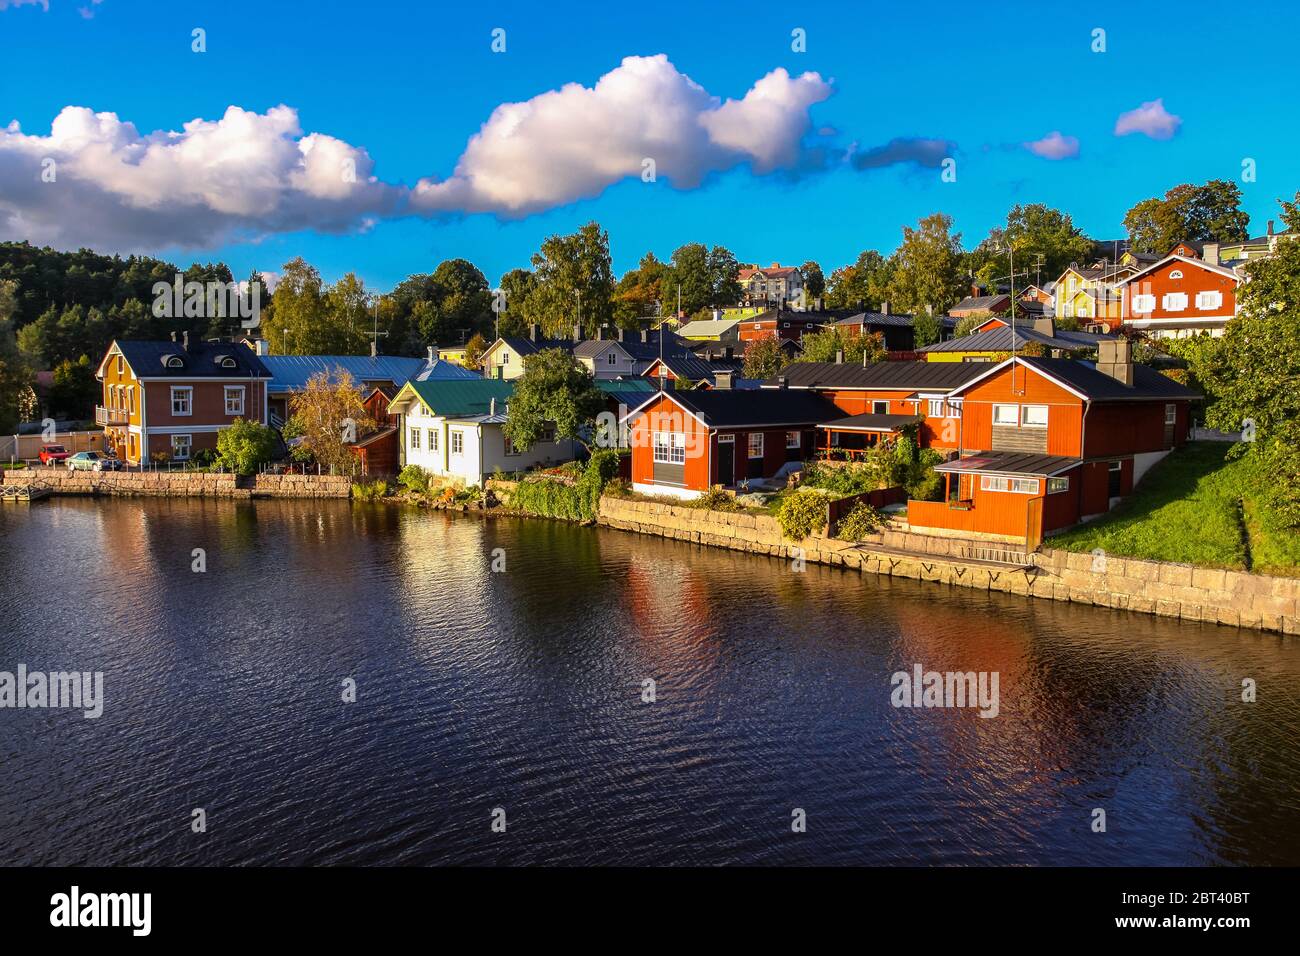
[437, 346, 469, 367]
[1051, 264, 1131, 329]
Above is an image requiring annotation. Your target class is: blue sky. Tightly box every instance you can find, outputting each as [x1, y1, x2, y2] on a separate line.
[2, 0, 1297, 290]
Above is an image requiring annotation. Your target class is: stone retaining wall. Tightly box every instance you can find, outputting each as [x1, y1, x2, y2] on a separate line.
[1, 469, 352, 499]
[596, 496, 1299, 635]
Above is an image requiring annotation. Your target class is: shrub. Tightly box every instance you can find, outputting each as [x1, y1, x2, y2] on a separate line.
[398, 464, 430, 495]
[904, 448, 944, 501]
[351, 478, 390, 501]
[776, 489, 829, 540]
[513, 450, 620, 521]
[215, 419, 278, 476]
[693, 487, 742, 512]
[835, 500, 884, 540]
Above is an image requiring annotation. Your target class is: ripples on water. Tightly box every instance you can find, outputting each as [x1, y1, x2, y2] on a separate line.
[1, 498, 1297, 866]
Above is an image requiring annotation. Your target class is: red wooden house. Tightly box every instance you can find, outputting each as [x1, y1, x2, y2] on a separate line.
[906, 340, 1198, 547]
[1117, 252, 1240, 338]
[621, 386, 839, 498]
[349, 385, 401, 476]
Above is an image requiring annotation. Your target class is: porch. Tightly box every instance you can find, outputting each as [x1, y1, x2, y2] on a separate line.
[814, 413, 920, 462]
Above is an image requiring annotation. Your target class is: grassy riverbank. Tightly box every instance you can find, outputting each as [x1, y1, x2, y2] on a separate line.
[1051, 442, 1300, 576]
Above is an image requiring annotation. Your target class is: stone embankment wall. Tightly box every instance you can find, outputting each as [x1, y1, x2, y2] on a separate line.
[596, 496, 1299, 635]
[1, 470, 351, 499]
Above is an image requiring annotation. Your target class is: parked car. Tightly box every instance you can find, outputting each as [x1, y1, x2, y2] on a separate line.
[66, 451, 121, 472]
[38, 444, 70, 466]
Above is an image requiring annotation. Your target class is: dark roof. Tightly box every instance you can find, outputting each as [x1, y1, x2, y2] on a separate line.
[647, 354, 744, 384]
[1017, 356, 1201, 401]
[951, 294, 1010, 312]
[496, 335, 575, 357]
[629, 388, 841, 428]
[111, 339, 271, 378]
[920, 325, 1112, 353]
[835, 311, 959, 329]
[817, 413, 922, 432]
[934, 452, 1081, 478]
[762, 360, 988, 392]
[260, 354, 477, 393]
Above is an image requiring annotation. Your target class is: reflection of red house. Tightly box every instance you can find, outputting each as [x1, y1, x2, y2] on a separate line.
[907, 341, 1198, 547]
[621, 386, 838, 498]
[350, 385, 400, 476]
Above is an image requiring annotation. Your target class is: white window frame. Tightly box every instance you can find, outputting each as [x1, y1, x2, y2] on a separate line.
[224, 386, 245, 416]
[1021, 404, 1049, 428]
[1131, 294, 1156, 313]
[428, 429, 439, 451]
[980, 475, 1039, 494]
[1162, 292, 1188, 312]
[992, 403, 1019, 426]
[170, 386, 193, 416]
[652, 432, 686, 464]
[872, 400, 889, 414]
[747, 432, 764, 459]
[717, 433, 735, 444]
[1195, 290, 1223, 310]
[170, 434, 192, 460]
[116, 355, 124, 375]
[451, 431, 465, 455]
[1165, 403, 1177, 425]
[785, 431, 801, 449]
[1169, 269, 1184, 279]
[409, 427, 421, 450]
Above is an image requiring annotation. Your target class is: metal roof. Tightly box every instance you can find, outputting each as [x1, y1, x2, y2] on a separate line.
[934, 452, 1081, 478]
[111, 339, 271, 379]
[763, 360, 988, 392]
[919, 326, 1112, 353]
[260, 354, 476, 393]
[394, 379, 515, 420]
[817, 413, 923, 432]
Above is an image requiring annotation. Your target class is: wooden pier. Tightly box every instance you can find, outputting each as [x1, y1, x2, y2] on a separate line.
[0, 482, 50, 502]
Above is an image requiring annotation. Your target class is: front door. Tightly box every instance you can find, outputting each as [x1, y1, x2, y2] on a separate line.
[716, 435, 735, 486]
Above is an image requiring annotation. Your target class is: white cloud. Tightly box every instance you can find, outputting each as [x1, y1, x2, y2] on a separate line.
[1114, 99, 1181, 140]
[412, 54, 833, 217]
[0, 1, 51, 11]
[1023, 130, 1079, 160]
[0, 104, 400, 250]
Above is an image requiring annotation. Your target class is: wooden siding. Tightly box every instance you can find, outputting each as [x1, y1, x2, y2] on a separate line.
[959, 365, 1083, 456]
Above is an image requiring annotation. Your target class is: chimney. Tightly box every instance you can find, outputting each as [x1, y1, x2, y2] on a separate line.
[777, 375, 788, 389]
[596, 326, 604, 341]
[1268, 220, 1275, 237]
[724, 346, 733, 359]
[427, 346, 435, 363]
[255, 339, 269, 357]
[182, 330, 190, 352]
[641, 330, 649, 343]
[926, 305, 933, 317]
[529, 323, 539, 341]
[1031, 316, 1056, 338]
[714, 370, 733, 390]
[371, 340, 378, 359]
[617, 328, 625, 342]
[1096, 338, 1134, 387]
[881, 301, 890, 316]
[1203, 242, 1220, 267]
[835, 349, 844, 364]
[170, 331, 178, 343]
[489, 397, 497, 415]
[863, 350, 870, 367]
[572, 323, 581, 343]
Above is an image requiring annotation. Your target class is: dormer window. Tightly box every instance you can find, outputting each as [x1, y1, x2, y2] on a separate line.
[164, 355, 184, 368]
[216, 354, 237, 368]
[1169, 270, 1184, 279]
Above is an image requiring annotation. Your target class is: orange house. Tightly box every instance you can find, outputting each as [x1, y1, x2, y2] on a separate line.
[621, 386, 839, 498]
[95, 335, 271, 465]
[1117, 253, 1240, 338]
[907, 341, 1198, 546]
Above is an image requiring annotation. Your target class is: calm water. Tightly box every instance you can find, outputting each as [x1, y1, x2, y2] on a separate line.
[1, 498, 1297, 866]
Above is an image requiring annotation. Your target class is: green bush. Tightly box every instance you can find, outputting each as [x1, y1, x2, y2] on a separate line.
[801, 460, 889, 496]
[215, 418, 277, 476]
[776, 489, 829, 540]
[398, 463, 430, 495]
[513, 450, 620, 521]
[834, 500, 884, 540]
[351, 478, 390, 500]
[692, 487, 743, 512]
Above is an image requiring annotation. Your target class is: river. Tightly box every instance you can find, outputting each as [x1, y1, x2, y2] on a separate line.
[1, 498, 1297, 865]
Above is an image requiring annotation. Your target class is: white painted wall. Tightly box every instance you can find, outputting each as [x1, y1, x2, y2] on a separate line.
[402, 407, 576, 484]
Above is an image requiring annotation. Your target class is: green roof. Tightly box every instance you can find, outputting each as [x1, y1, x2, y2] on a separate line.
[595, 379, 656, 396]
[398, 379, 515, 419]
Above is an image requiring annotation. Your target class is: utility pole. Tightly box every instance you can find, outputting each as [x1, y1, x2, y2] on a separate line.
[368, 297, 388, 356]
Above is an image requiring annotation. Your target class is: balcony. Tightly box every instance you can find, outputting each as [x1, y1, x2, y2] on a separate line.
[95, 405, 128, 426]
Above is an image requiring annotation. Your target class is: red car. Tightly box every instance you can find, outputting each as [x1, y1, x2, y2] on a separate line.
[38, 444, 71, 466]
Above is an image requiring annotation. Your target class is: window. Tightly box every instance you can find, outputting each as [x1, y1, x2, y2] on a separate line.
[785, 431, 801, 449]
[1196, 290, 1223, 310]
[872, 400, 889, 414]
[1165, 403, 1177, 425]
[748, 433, 764, 459]
[980, 475, 1038, 494]
[1021, 404, 1048, 427]
[993, 404, 1019, 426]
[1131, 294, 1156, 313]
[1047, 477, 1070, 494]
[718, 433, 734, 444]
[171, 386, 192, 416]
[451, 431, 464, 455]
[501, 352, 509, 365]
[409, 428, 421, 450]
[653, 432, 686, 464]
[128, 388, 136, 415]
[224, 387, 245, 415]
[170, 434, 192, 460]
[607, 352, 617, 365]
[220, 356, 237, 368]
[428, 429, 439, 451]
[166, 356, 184, 368]
[1169, 269, 1184, 279]
[116, 355, 123, 375]
[504, 436, 520, 456]
[1162, 292, 1188, 312]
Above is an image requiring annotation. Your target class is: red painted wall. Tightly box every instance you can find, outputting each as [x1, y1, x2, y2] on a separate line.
[1123, 260, 1237, 322]
[959, 366, 1083, 456]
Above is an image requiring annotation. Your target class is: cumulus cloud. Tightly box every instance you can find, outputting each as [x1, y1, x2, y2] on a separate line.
[0, 104, 400, 250]
[1023, 130, 1079, 160]
[411, 54, 833, 217]
[849, 136, 954, 170]
[1114, 99, 1181, 140]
